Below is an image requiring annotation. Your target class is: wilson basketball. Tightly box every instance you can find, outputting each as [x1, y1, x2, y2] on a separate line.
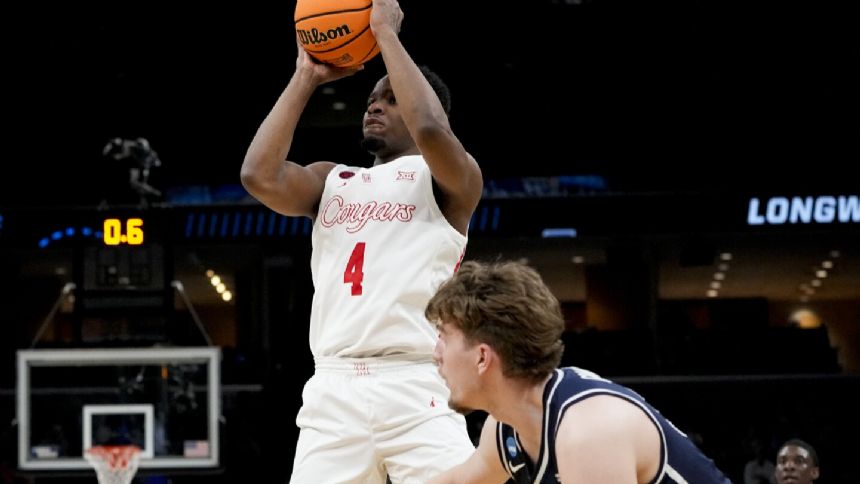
[294, 0, 381, 68]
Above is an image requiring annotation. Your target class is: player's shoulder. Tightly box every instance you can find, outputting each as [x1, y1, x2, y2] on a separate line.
[308, 161, 338, 179]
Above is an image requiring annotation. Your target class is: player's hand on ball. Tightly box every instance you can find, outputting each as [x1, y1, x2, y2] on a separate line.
[370, 0, 403, 37]
[295, 36, 363, 85]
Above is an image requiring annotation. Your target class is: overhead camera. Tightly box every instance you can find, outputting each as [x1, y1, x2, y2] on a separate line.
[102, 137, 162, 203]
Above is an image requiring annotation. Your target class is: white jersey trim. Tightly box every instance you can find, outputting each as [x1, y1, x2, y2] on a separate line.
[665, 465, 689, 484]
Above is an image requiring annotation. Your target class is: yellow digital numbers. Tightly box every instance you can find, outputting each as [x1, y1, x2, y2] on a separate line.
[103, 218, 144, 245]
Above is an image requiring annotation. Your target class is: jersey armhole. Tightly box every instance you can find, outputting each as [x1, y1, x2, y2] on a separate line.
[312, 163, 346, 221]
[495, 421, 514, 479]
[496, 422, 511, 476]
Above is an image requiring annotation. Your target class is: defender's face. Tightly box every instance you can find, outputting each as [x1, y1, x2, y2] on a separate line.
[433, 323, 480, 414]
[362, 76, 413, 157]
[775, 445, 819, 484]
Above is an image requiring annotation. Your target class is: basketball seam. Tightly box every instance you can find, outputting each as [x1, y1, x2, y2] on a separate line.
[305, 24, 373, 54]
[357, 41, 378, 63]
[295, 5, 371, 24]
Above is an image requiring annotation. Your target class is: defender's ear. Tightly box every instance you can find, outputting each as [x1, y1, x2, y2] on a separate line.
[476, 344, 494, 375]
[810, 466, 820, 480]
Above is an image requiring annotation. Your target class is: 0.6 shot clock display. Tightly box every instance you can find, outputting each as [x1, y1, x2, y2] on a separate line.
[102, 218, 144, 245]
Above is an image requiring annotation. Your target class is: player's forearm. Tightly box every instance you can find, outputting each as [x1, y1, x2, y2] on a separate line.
[374, 28, 451, 139]
[374, 27, 478, 196]
[241, 72, 318, 188]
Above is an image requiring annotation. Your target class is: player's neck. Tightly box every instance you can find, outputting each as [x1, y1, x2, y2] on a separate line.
[373, 146, 420, 165]
[487, 375, 550, 441]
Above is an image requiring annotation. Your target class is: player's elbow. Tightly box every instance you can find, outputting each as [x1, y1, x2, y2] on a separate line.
[239, 164, 261, 193]
[240, 158, 274, 199]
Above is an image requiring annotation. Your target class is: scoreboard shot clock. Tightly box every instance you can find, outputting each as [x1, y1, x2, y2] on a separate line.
[102, 217, 144, 246]
[78, 214, 171, 312]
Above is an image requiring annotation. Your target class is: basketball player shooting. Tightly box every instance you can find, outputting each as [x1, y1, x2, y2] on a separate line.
[240, 0, 483, 482]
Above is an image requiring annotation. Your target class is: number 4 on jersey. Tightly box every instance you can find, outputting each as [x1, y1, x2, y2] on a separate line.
[344, 242, 366, 296]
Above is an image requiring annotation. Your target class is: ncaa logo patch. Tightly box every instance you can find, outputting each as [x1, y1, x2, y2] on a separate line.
[506, 436, 518, 457]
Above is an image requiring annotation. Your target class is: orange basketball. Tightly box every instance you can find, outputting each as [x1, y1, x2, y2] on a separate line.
[294, 0, 381, 68]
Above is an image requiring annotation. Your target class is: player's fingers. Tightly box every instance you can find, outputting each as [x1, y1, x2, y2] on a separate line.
[343, 65, 364, 76]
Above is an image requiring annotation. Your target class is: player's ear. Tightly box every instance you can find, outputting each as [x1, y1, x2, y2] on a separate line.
[476, 344, 492, 374]
[810, 466, 820, 480]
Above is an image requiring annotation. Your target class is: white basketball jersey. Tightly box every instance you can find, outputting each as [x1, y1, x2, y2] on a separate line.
[309, 155, 467, 358]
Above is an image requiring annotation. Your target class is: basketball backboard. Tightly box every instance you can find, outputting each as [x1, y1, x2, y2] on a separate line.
[17, 347, 220, 470]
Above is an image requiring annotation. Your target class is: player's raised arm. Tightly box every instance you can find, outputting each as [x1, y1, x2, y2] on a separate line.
[368, 0, 482, 233]
[240, 38, 362, 218]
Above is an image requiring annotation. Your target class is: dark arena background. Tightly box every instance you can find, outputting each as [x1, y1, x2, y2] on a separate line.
[1, 1, 858, 482]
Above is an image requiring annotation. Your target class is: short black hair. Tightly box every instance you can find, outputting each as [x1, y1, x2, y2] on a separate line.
[780, 439, 819, 466]
[418, 65, 451, 115]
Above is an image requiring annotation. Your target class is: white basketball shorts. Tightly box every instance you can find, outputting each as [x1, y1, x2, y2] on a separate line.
[289, 357, 475, 484]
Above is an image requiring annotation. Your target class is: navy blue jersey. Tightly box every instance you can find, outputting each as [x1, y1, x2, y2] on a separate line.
[496, 367, 731, 483]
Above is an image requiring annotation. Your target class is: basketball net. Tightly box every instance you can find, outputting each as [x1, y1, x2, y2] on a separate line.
[85, 445, 142, 484]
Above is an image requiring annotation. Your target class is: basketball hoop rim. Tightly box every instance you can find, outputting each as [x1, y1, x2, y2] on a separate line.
[85, 444, 142, 470]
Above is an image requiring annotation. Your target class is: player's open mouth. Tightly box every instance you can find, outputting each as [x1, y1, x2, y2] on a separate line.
[364, 117, 384, 128]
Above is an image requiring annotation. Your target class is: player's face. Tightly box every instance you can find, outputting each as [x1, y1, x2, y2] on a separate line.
[362, 76, 414, 159]
[433, 322, 480, 414]
[775, 445, 819, 484]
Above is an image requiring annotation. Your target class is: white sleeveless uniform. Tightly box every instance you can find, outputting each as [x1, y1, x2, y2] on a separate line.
[290, 155, 475, 484]
[308, 154, 466, 358]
